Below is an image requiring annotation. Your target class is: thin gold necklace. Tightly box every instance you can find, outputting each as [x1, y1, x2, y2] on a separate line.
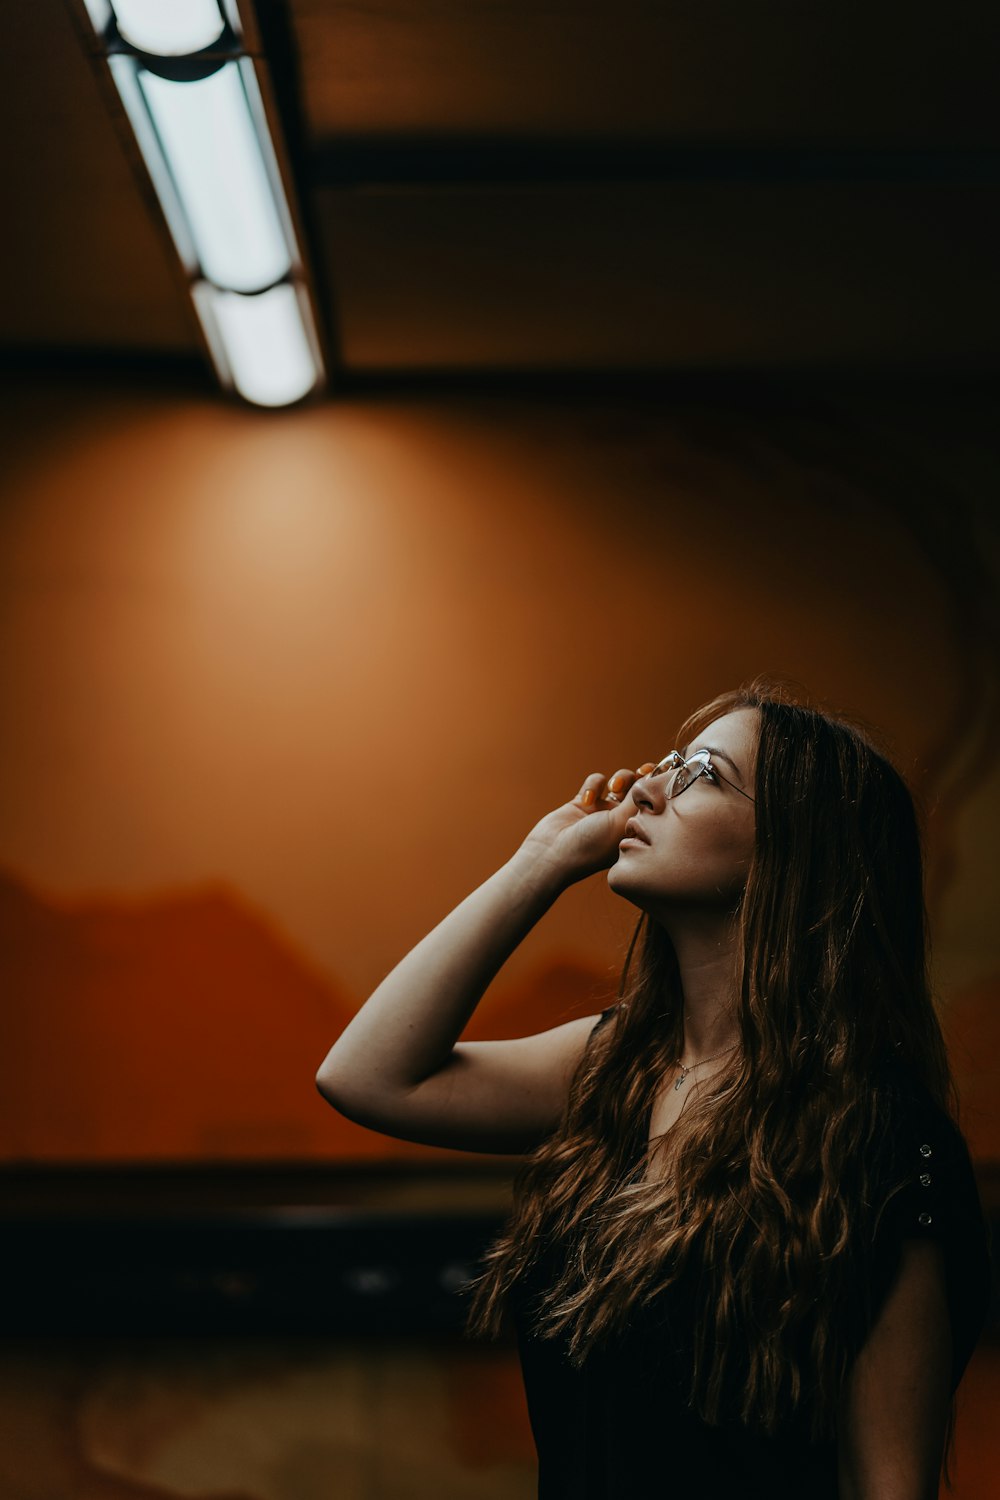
[673, 1042, 739, 1091]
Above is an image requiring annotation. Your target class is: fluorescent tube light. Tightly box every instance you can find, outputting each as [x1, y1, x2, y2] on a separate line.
[107, 54, 199, 272]
[113, 0, 226, 55]
[138, 61, 291, 292]
[193, 283, 322, 407]
[81, 0, 113, 33]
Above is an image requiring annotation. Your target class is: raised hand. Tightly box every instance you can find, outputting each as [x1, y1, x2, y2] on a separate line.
[518, 763, 657, 887]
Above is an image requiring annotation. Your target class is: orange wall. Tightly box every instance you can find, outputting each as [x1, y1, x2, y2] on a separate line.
[1, 373, 998, 1162]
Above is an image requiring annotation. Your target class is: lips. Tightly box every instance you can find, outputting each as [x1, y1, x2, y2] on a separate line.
[623, 818, 650, 845]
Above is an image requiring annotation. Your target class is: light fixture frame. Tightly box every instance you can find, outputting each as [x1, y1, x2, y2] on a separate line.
[71, 0, 327, 406]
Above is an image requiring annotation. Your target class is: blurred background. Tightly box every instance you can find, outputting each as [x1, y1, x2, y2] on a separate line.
[1, 2, 999, 1496]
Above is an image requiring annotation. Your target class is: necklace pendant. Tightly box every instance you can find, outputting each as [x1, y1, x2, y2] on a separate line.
[674, 1069, 688, 1091]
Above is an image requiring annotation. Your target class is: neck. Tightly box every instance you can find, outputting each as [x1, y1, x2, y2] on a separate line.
[660, 908, 741, 1064]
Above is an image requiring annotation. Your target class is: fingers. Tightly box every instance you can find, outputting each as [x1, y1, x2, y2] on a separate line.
[610, 763, 656, 800]
[574, 772, 607, 808]
[575, 766, 654, 808]
[602, 767, 637, 805]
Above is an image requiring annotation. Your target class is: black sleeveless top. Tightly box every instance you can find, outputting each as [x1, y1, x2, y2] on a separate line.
[509, 1004, 993, 1499]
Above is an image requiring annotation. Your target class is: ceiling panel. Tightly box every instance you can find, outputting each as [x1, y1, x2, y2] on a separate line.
[290, 0, 1000, 148]
[0, 0, 997, 379]
[0, 5, 198, 351]
[317, 179, 1000, 371]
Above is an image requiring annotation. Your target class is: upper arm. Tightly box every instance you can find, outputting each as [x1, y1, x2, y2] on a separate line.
[837, 1237, 952, 1500]
[316, 1010, 609, 1155]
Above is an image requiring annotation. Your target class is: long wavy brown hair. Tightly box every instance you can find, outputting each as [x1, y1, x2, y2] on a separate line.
[463, 677, 961, 1482]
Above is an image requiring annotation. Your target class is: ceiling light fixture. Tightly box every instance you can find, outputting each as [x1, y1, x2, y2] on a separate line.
[79, 0, 325, 407]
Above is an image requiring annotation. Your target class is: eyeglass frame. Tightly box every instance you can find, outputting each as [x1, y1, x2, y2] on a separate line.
[644, 748, 756, 803]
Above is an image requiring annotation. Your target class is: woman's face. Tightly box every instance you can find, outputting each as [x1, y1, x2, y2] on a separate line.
[607, 707, 759, 920]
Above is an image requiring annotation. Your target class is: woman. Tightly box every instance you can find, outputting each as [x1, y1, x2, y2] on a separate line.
[315, 679, 992, 1498]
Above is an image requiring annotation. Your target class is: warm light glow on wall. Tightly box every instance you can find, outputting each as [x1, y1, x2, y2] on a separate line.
[81, 0, 325, 407]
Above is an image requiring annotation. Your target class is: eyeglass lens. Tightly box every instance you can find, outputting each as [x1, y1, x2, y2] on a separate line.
[651, 751, 708, 799]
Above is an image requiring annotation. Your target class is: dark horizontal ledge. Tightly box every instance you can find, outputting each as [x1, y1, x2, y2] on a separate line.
[318, 364, 1000, 397]
[0, 1208, 505, 1337]
[0, 347, 211, 383]
[308, 140, 1000, 189]
[4, 357, 1000, 398]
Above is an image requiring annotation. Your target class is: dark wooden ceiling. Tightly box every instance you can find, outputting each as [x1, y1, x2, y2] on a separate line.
[2, 1, 999, 384]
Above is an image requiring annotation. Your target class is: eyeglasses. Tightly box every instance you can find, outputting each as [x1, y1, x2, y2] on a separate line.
[646, 749, 755, 803]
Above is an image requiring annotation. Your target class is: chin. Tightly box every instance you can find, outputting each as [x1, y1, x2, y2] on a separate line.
[606, 861, 648, 904]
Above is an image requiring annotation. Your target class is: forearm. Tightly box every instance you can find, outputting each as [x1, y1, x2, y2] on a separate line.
[315, 846, 567, 1100]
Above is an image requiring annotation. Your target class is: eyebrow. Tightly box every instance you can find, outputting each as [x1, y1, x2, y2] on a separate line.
[682, 743, 744, 783]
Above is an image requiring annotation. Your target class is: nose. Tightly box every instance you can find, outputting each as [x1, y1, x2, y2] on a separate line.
[630, 772, 665, 813]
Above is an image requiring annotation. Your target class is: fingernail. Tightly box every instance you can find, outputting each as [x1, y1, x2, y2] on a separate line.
[607, 774, 624, 793]
[580, 787, 595, 806]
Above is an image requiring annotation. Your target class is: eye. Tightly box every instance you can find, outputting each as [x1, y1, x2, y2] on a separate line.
[686, 750, 718, 784]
